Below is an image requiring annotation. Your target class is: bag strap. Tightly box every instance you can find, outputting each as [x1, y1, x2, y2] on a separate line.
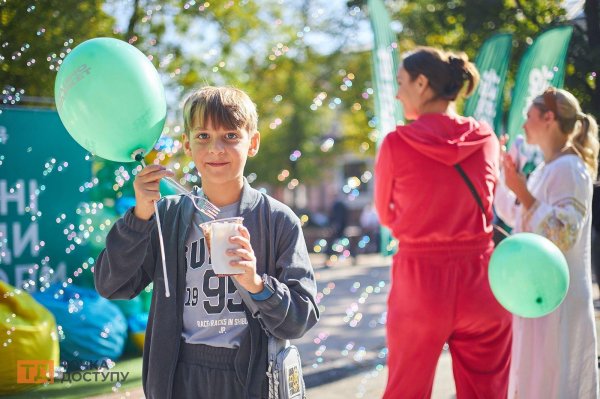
[230, 277, 283, 399]
[232, 200, 305, 397]
[454, 164, 487, 216]
[454, 164, 510, 239]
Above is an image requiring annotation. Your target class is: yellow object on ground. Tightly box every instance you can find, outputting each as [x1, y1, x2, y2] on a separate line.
[131, 332, 145, 352]
[0, 281, 60, 395]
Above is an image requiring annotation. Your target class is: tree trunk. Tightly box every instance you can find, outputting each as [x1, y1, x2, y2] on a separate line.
[585, 0, 600, 112]
[585, 0, 600, 47]
[126, 0, 141, 41]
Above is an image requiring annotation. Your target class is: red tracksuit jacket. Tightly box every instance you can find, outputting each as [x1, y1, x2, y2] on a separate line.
[375, 113, 499, 247]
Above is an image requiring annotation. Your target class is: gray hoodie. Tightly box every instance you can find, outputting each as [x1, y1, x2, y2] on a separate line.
[95, 179, 319, 398]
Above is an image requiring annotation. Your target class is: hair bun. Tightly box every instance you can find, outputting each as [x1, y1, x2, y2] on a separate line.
[448, 55, 467, 69]
[448, 55, 462, 65]
[448, 55, 470, 79]
[402, 46, 479, 101]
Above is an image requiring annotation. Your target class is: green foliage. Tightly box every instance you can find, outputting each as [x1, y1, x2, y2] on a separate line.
[356, 0, 598, 120]
[116, 0, 376, 188]
[244, 48, 375, 186]
[111, 0, 367, 187]
[2, 0, 379, 190]
[12, 0, 597, 190]
[0, 0, 115, 101]
[565, 2, 600, 119]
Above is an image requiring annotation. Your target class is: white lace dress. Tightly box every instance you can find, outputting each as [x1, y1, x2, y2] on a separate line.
[495, 154, 599, 399]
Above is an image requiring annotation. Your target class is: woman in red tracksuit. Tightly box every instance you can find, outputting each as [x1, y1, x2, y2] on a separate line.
[375, 47, 512, 398]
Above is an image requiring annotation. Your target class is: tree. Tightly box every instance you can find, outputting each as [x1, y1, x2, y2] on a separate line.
[118, 0, 376, 188]
[566, 0, 600, 118]
[348, 0, 599, 121]
[1, 0, 377, 189]
[0, 0, 115, 104]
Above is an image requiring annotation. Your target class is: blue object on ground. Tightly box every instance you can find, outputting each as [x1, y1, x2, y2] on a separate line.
[33, 284, 127, 368]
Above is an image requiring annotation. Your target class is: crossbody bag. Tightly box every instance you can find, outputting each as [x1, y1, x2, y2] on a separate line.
[231, 278, 306, 399]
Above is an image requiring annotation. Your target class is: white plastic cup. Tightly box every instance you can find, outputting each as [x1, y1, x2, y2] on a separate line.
[199, 217, 244, 275]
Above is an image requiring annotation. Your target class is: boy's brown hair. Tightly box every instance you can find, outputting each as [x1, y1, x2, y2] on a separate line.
[183, 86, 258, 135]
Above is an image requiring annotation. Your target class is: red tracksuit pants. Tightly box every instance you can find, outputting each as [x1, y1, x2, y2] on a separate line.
[383, 245, 512, 399]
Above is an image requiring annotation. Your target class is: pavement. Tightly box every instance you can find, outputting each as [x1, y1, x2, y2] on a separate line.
[306, 253, 600, 399]
[302, 253, 456, 399]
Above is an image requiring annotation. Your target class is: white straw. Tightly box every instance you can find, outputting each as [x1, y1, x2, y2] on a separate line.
[137, 158, 170, 298]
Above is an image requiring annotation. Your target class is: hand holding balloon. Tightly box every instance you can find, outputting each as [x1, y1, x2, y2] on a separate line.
[133, 165, 174, 220]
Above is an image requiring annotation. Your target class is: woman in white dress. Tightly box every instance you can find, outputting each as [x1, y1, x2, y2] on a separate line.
[495, 87, 599, 399]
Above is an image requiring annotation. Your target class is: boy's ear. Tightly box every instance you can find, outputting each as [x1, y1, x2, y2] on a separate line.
[182, 133, 192, 156]
[248, 131, 260, 157]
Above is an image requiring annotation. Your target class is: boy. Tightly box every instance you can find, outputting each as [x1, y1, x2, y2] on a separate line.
[95, 86, 319, 399]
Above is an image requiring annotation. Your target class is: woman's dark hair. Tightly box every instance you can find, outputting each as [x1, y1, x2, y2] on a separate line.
[402, 47, 480, 102]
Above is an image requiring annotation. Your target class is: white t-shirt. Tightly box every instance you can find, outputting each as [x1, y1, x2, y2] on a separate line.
[181, 201, 249, 347]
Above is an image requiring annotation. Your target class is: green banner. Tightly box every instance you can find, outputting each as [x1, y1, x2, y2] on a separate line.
[0, 108, 92, 289]
[506, 26, 573, 145]
[368, 0, 403, 256]
[368, 0, 404, 146]
[464, 33, 513, 134]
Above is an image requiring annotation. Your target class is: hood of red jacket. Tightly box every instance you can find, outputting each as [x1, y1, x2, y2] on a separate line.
[397, 113, 495, 166]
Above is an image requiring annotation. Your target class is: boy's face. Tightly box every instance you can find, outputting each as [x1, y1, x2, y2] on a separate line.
[182, 115, 260, 188]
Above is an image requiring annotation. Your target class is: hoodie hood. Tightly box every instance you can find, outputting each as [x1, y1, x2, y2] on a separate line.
[396, 113, 495, 166]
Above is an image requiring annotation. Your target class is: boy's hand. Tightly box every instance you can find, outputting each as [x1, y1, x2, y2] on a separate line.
[133, 165, 174, 220]
[228, 225, 263, 294]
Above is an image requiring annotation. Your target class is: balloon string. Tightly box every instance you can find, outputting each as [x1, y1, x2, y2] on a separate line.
[153, 199, 170, 298]
[138, 158, 171, 298]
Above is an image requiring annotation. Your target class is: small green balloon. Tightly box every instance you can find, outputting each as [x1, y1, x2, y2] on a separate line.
[488, 232, 569, 318]
[54, 37, 166, 162]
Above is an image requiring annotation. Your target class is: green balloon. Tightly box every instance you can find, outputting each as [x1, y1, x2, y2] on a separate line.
[54, 37, 166, 163]
[488, 232, 569, 318]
